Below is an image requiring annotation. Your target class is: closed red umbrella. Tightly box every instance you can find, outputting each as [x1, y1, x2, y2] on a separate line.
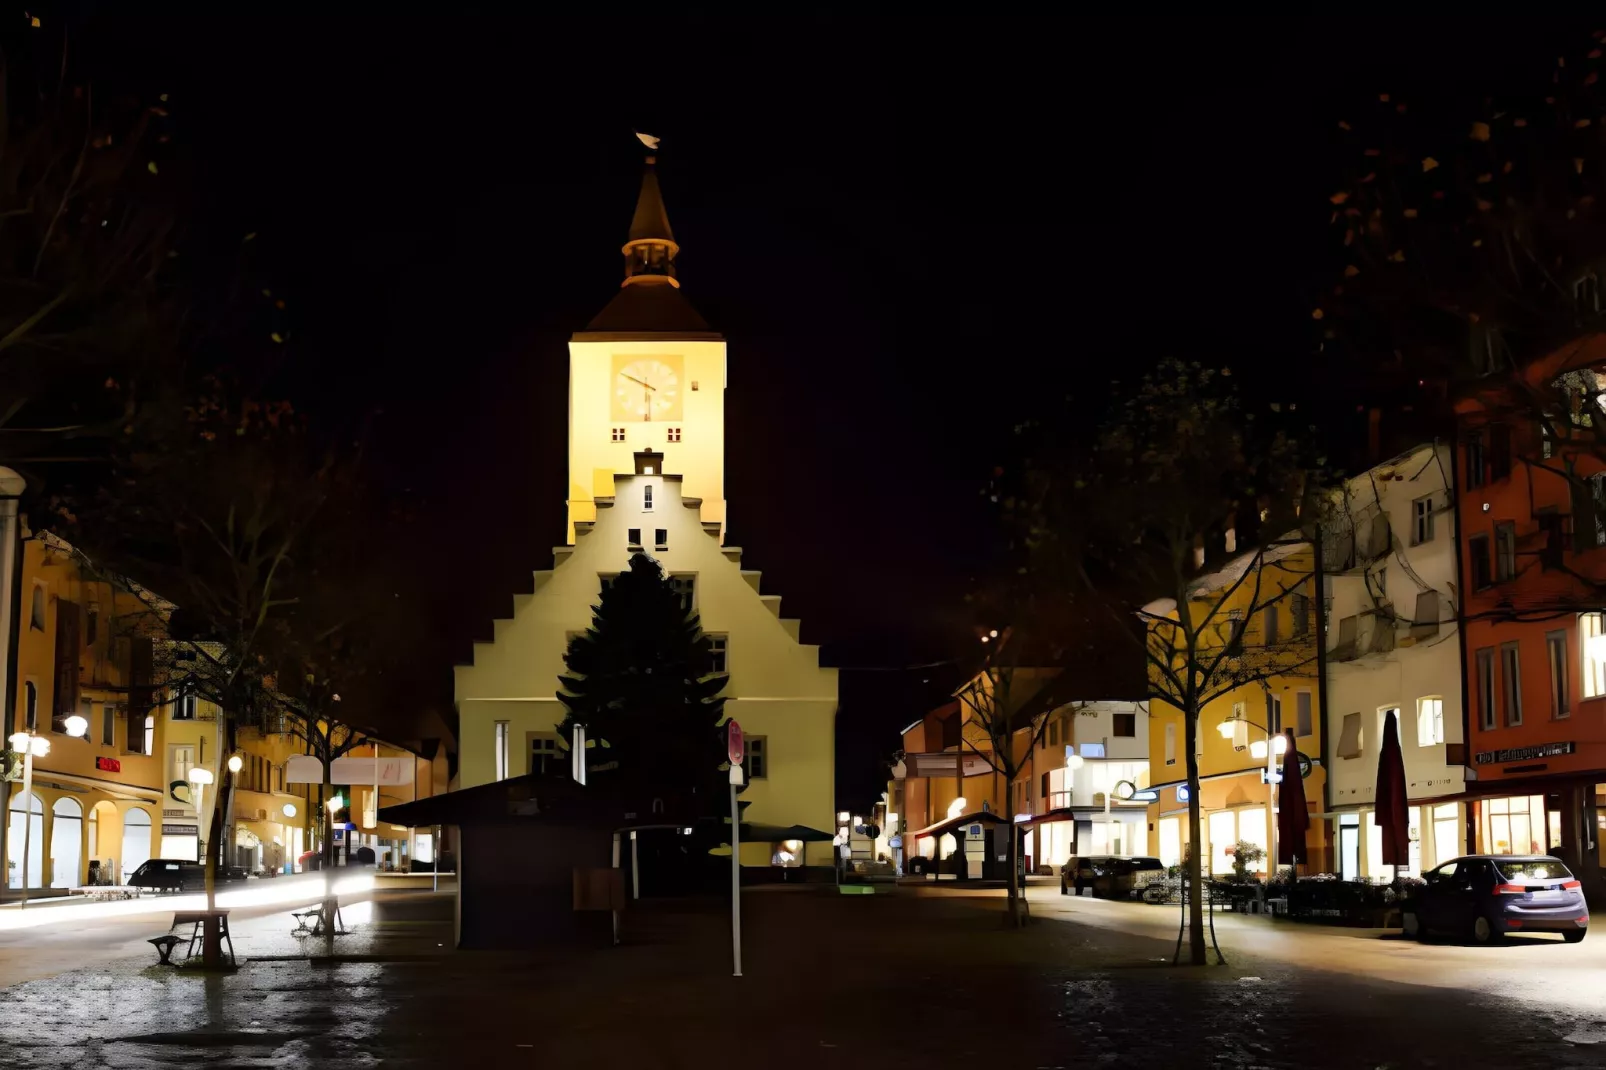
[1276, 729, 1308, 867]
[1374, 708, 1410, 867]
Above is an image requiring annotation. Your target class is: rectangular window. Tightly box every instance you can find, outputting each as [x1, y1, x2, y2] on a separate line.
[494, 721, 510, 781]
[1548, 630, 1570, 719]
[102, 703, 115, 746]
[643, 485, 654, 511]
[1290, 591, 1309, 635]
[1411, 496, 1434, 545]
[1582, 612, 1606, 698]
[175, 694, 197, 721]
[1411, 590, 1440, 638]
[1476, 648, 1496, 730]
[667, 427, 682, 443]
[744, 736, 767, 779]
[1416, 697, 1444, 747]
[611, 427, 626, 442]
[1538, 509, 1566, 569]
[707, 634, 728, 673]
[1577, 473, 1606, 550]
[1164, 722, 1176, 765]
[1113, 712, 1136, 737]
[1465, 432, 1486, 490]
[29, 582, 45, 631]
[1469, 535, 1492, 590]
[1337, 712, 1362, 759]
[1262, 606, 1278, 646]
[1541, 422, 1556, 460]
[1489, 425, 1512, 482]
[86, 603, 100, 646]
[1296, 691, 1313, 737]
[1495, 522, 1517, 581]
[628, 528, 642, 547]
[529, 734, 561, 778]
[654, 528, 667, 547]
[1501, 643, 1523, 727]
[1334, 614, 1358, 659]
[51, 599, 80, 733]
[670, 575, 695, 613]
[1265, 693, 1283, 736]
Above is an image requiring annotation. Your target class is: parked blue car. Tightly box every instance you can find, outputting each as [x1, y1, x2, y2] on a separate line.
[1404, 855, 1587, 944]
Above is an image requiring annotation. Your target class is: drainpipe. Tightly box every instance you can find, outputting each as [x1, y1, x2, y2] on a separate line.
[1448, 434, 1476, 865]
[1313, 522, 1332, 875]
[0, 473, 28, 900]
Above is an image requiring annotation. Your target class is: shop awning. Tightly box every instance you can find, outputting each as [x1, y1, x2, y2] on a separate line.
[908, 810, 1010, 841]
[738, 823, 834, 843]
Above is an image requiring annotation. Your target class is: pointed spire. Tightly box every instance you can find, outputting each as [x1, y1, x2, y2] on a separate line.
[621, 137, 680, 289]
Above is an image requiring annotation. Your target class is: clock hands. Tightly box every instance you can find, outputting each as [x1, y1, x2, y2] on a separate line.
[621, 373, 656, 392]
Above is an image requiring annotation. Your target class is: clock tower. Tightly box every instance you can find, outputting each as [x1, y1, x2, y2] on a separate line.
[566, 149, 727, 543]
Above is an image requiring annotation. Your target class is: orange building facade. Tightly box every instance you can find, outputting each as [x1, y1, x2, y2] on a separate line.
[1455, 335, 1606, 898]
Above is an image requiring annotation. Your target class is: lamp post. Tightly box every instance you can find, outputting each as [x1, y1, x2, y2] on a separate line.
[188, 766, 215, 863]
[1216, 716, 1288, 878]
[225, 754, 242, 873]
[8, 729, 52, 907]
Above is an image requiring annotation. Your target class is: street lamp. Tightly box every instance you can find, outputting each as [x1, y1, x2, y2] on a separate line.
[8, 730, 49, 908]
[283, 802, 297, 818]
[188, 766, 214, 860]
[1217, 713, 1288, 876]
[63, 715, 88, 738]
[227, 754, 243, 774]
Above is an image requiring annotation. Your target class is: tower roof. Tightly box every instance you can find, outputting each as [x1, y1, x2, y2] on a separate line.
[627, 160, 675, 244]
[575, 142, 720, 340]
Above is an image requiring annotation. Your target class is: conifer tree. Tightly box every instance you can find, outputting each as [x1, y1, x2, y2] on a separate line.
[557, 553, 729, 811]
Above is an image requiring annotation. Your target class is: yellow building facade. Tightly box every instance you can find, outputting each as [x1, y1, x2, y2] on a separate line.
[456, 151, 837, 867]
[1143, 542, 1330, 877]
[5, 535, 167, 893]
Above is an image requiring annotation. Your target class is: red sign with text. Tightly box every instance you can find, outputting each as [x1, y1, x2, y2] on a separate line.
[95, 756, 121, 773]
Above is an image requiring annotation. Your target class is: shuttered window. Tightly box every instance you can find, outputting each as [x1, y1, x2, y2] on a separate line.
[51, 601, 81, 733]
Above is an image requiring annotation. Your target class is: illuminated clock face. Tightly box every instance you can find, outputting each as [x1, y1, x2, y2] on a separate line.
[611, 355, 683, 421]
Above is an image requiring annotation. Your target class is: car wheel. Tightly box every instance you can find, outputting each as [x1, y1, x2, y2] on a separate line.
[1471, 915, 1499, 944]
[1564, 929, 1587, 944]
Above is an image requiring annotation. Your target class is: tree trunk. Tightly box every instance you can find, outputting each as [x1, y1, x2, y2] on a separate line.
[201, 716, 237, 967]
[1183, 700, 1206, 965]
[321, 753, 336, 932]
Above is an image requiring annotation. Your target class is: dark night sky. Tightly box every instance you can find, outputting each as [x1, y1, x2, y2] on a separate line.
[55, 12, 1599, 805]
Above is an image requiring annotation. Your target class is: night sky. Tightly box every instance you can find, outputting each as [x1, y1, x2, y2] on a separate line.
[56, 12, 1600, 806]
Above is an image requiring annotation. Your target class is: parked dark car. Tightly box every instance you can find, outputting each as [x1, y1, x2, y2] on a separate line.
[127, 859, 248, 893]
[1405, 855, 1587, 944]
[1061, 855, 1166, 898]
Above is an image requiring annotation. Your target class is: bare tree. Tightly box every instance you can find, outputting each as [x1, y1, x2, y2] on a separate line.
[1000, 358, 1323, 964]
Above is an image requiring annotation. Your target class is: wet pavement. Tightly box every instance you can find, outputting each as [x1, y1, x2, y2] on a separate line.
[0, 881, 1603, 1068]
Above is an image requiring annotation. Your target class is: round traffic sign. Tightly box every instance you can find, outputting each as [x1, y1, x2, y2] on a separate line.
[727, 720, 744, 766]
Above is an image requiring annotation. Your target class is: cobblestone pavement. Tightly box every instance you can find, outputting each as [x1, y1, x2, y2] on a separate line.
[0, 883, 1603, 1069]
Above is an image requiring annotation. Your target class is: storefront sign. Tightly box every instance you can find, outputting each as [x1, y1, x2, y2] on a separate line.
[1473, 741, 1575, 766]
[95, 756, 121, 773]
[163, 808, 187, 819]
[161, 823, 198, 836]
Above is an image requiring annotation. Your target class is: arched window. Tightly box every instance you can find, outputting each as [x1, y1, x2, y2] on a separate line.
[7, 791, 43, 889]
[24, 681, 36, 731]
[121, 807, 152, 883]
[50, 798, 82, 888]
[29, 584, 44, 630]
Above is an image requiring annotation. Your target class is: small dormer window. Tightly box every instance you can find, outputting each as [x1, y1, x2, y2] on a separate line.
[644, 485, 654, 510]
[667, 428, 682, 443]
[1577, 273, 1601, 314]
[611, 427, 626, 442]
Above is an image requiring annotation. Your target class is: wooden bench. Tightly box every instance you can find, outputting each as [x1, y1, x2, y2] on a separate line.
[147, 935, 182, 965]
[170, 909, 235, 966]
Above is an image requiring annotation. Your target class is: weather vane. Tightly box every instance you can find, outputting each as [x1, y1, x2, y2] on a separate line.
[635, 132, 661, 151]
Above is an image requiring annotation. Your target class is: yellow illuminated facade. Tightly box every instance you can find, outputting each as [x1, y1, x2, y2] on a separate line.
[1142, 542, 1329, 877]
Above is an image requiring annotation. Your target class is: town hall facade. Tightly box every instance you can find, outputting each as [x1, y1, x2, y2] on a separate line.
[454, 149, 838, 868]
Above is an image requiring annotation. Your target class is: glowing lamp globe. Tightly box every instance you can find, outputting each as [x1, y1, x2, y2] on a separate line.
[63, 715, 89, 738]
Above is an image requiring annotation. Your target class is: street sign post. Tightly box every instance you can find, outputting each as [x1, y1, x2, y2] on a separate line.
[727, 720, 744, 977]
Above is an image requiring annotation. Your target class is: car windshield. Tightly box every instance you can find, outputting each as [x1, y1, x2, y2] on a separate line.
[1494, 859, 1572, 882]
